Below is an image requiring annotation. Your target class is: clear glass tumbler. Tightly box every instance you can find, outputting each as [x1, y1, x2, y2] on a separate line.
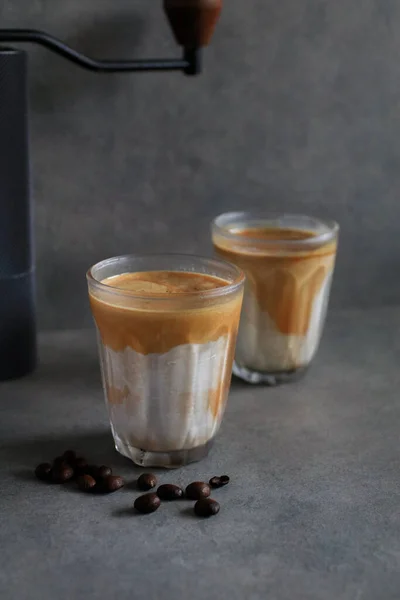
[212, 213, 339, 385]
[87, 254, 244, 468]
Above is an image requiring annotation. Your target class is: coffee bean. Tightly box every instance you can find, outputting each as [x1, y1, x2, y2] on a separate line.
[53, 456, 69, 468]
[194, 498, 220, 518]
[209, 476, 220, 488]
[52, 465, 74, 484]
[35, 463, 52, 481]
[77, 474, 97, 492]
[157, 484, 184, 501]
[209, 475, 230, 488]
[62, 450, 76, 464]
[74, 457, 88, 475]
[134, 493, 161, 514]
[97, 466, 112, 479]
[137, 473, 157, 491]
[185, 481, 211, 500]
[100, 475, 125, 493]
[86, 465, 100, 479]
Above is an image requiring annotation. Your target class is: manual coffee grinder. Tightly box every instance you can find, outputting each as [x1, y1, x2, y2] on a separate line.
[0, 0, 222, 380]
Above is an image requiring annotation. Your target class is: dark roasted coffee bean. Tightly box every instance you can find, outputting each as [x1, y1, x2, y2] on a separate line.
[77, 474, 97, 492]
[157, 484, 184, 501]
[74, 457, 88, 475]
[62, 450, 77, 464]
[134, 493, 161, 514]
[137, 473, 157, 491]
[86, 465, 100, 479]
[35, 463, 52, 481]
[209, 476, 221, 488]
[209, 475, 230, 488]
[52, 465, 74, 484]
[185, 481, 211, 500]
[97, 466, 112, 479]
[194, 498, 220, 518]
[100, 475, 124, 493]
[53, 456, 69, 468]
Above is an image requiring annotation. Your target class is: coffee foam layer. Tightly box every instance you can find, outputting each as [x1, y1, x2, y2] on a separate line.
[90, 271, 243, 355]
[101, 270, 229, 295]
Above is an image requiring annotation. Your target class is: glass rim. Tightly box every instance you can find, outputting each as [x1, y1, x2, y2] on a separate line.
[212, 211, 340, 248]
[86, 253, 245, 302]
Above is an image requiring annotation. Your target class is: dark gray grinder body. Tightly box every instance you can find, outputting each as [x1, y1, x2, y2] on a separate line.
[0, 48, 36, 380]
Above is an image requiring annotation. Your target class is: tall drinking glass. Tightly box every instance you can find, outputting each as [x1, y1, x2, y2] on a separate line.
[212, 213, 339, 385]
[87, 254, 244, 468]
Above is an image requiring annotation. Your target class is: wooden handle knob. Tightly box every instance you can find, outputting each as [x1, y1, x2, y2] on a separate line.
[164, 0, 222, 48]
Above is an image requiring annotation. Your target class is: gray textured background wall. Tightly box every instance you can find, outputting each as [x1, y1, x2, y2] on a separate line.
[1, 0, 400, 329]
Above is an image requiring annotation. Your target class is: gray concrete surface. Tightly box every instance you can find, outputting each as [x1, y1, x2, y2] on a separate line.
[1, 1, 400, 327]
[1, 307, 400, 600]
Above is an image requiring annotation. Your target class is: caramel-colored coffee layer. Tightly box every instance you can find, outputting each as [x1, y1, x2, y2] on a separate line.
[229, 228, 314, 242]
[102, 270, 228, 295]
[213, 227, 337, 336]
[89, 271, 243, 355]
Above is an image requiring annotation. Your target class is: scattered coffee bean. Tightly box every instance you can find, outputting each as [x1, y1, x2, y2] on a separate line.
[100, 475, 125, 494]
[137, 473, 157, 491]
[97, 466, 112, 479]
[53, 456, 69, 468]
[77, 474, 97, 492]
[52, 465, 74, 484]
[62, 450, 77, 464]
[134, 493, 161, 514]
[157, 484, 184, 501]
[86, 465, 100, 479]
[194, 498, 220, 518]
[35, 463, 52, 481]
[74, 457, 88, 475]
[185, 481, 211, 500]
[209, 475, 230, 488]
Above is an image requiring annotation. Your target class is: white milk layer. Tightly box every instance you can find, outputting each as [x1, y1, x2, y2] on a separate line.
[97, 336, 230, 453]
[235, 272, 333, 373]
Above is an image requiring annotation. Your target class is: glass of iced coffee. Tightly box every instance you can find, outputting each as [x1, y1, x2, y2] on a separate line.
[87, 254, 244, 468]
[212, 213, 339, 385]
